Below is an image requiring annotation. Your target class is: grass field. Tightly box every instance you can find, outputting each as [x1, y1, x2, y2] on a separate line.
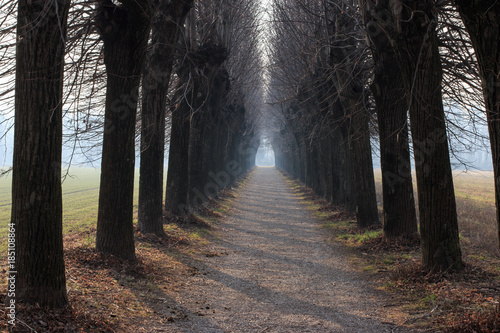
[0, 168, 154, 254]
[1, 167, 497, 257]
[374, 169, 498, 256]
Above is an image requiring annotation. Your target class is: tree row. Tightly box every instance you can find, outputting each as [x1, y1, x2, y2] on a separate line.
[266, 0, 500, 272]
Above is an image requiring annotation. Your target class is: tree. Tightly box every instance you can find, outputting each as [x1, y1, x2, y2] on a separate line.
[267, 0, 372, 219]
[186, 0, 262, 208]
[166, 0, 262, 214]
[95, 0, 151, 260]
[325, 0, 379, 227]
[187, 43, 228, 208]
[359, 0, 417, 237]
[374, 0, 462, 270]
[165, 9, 201, 215]
[453, 1, 500, 251]
[138, 0, 193, 235]
[11, 0, 70, 307]
[165, 56, 205, 215]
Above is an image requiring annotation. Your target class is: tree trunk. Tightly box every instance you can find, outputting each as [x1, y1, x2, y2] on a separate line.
[454, 0, 500, 252]
[330, 100, 356, 210]
[327, 4, 379, 226]
[11, 0, 70, 307]
[375, 81, 418, 237]
[187, 46, 227, 207]
[138, 1, 193, 235]
[95, 2, 150, 261]
[165, 94, 192, 215]
[360, 0, 418, 237]
[188, 106, 208, 205]
[189, 68, 230, 204]
[377, 0, 462, 270]
[348, 103, 380, 227]
[317, 139, 328, 198]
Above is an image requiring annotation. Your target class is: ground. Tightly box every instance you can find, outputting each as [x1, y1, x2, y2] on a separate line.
[162, 167, 417, 332]
[1, 167, 499, 331]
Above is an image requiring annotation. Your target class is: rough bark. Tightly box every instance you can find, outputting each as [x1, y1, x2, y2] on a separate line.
[95, 1, 150, 261]
[138, 0, 193, 235]
[347, 102, 380, 227]
[328, 4, 379, 227]
[360, 0, 417, 237]
[187, 45, 227, 208]
[165, 86, 194, 215]
[189, 68, 230, 204]
[330, 98, 356, 210]
[376, 0, 462, 270]
[454, 0, 500, 251]
[11, 0, 70, 307]
[188, 106, 209, 205]
[332, 73, 378, 225]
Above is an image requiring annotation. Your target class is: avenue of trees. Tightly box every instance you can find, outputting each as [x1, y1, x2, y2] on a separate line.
[267, 0, 499, 272]
[2, 0, 500, 311]
[4, 0, 261, 307]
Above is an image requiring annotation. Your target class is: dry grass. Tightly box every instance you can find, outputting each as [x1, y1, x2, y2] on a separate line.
[374, 169, 499, 256]
[453, 171, 498, 256]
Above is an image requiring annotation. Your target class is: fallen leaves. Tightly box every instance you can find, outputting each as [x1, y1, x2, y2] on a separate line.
[0, 223, 206, 332]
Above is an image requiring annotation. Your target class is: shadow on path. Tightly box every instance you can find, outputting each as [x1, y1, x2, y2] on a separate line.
[164, 168, 419, 332]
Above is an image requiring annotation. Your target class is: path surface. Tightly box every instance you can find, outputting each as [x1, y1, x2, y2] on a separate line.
[165, 168, 418, 332]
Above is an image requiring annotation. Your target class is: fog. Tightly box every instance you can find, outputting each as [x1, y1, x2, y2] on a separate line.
[255, 144, 275, 167]
[0, 117, 493, 171]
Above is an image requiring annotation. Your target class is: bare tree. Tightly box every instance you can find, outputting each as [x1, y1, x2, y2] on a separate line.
[138, 0, 193, 235]
[324, 0, 379, 227]
[94, 0, 152, 261]
[166, 0, 262, 214]
[359, 0, 417, 237]
[267, 0, 376, 224]
[373, 0, 462, 270]
[165, 9, 202, 215]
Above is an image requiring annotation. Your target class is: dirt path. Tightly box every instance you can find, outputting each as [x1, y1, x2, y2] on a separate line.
[163, 168, 418, 332]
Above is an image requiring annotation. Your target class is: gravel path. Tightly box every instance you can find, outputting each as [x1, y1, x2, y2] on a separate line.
[165, 167, 419, 332]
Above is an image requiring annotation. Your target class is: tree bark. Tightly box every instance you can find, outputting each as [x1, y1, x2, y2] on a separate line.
[95, 1, 150, 261]
[12, 0, 70, 307]
[330, 99, 356, 210]
[348, 102, 380, 227]
[138, 0, 193, 235]
[187, 45, 227, 207]
[327, 4, 379, 227]
[454, 0, 500, 252]
[188, 67, 230, 205]
[188, 106, 208, 205]
[165, 87, 193, 215]
[360, 0, 417, 237]
[376, 0, 462, 270]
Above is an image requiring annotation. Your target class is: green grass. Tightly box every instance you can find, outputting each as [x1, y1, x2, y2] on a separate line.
[0, 167, 168, 255]
[323, 220, 353, 230]
[337, 229, 383, 244]
[403, 292, 438, 313]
